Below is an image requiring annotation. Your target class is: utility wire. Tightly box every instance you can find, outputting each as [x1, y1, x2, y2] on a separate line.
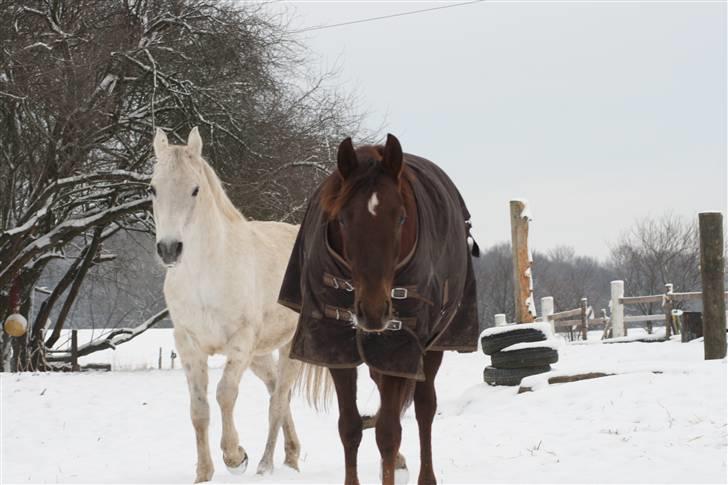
[290, 1, 485, 34]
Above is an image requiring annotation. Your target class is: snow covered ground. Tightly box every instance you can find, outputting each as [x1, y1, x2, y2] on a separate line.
[2, 329, 726, 483]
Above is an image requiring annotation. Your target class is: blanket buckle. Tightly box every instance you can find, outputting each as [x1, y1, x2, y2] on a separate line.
[386, 319, 403, 331]
[391, 288, 408, 299]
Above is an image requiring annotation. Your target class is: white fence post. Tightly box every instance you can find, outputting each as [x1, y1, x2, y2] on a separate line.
[611, 280, 626, 337]
[494, 314, 507, 327]
[540, 296, 554, 333]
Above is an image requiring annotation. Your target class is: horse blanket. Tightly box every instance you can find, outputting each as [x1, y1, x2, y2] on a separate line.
[278, 154, 480, 380]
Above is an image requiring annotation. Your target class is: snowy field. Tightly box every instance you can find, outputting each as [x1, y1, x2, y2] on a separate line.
[2, 328, 726, 484]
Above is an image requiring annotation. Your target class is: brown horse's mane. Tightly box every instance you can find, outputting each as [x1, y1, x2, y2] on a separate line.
[320, 145, 414, 219]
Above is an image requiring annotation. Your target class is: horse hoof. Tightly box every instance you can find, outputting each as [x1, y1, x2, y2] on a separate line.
[380, 464, 409, 484]
[283, 458, 300, 472]
[256, 460, 274, 476]
[225, 452, 248, 475]
[194, 471, 213, 483]
[394, 467, 410, 484]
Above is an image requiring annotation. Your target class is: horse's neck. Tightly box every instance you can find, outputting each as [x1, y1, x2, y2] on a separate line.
[400, 177, 417, 258]
[180, 195, 253, 274]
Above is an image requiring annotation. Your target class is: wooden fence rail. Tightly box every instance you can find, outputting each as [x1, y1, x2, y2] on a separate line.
[535, 284, 728, 343]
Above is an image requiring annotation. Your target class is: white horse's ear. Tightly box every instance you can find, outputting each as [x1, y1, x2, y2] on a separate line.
[187, 127, 202, 158]
[153, 128, 168, 157]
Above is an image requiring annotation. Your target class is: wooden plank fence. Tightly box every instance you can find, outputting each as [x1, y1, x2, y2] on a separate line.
[503, 203, 726, 360]
[534, 284, 728, 345]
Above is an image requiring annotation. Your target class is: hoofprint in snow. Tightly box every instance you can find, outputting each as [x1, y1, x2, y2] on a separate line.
[2, 329, 726, 483]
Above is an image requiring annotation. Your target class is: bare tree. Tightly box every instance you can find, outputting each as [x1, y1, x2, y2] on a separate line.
[475, 242, 614, 329]
[534, 246, 613, 315]
[609, 214, 701, 331]
[474, 242, 516, 328]
[0, 0, 362, 371]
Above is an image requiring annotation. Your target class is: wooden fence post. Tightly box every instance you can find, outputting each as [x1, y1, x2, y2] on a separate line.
[611, 280, 626, 337]
[541, 296, 554, 332]
[71, 329, 79, 372]
[699, 212, 726, 360]
[510, 200, 535, 323]
[494, 314, 507, 327]
[672, 309, 683, 336]
[580, 298, 589, 340]
[170, 350, 177, 369]
[663, 283, 674, 339]
[600, 308, 611, 339]
[158, 347, 162, 370]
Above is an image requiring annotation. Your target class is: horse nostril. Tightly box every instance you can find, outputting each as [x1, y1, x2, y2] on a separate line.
[175, 242, 183, 257]
[156, 242, 163, 257]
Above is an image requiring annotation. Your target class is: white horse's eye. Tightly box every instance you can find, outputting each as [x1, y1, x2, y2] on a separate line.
[192, 186, 199, 197]
[149, 185, 156, 197]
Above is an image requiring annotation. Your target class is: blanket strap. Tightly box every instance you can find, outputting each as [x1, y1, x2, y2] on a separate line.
[323, 304, 417, 330]
[322, 273, 433, 306]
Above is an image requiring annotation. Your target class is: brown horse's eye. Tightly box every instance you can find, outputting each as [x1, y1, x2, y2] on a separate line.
[399, 213, 407, 225]
[338, 216, 345, 227]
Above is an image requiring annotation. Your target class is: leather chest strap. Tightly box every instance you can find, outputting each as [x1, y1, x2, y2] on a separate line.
[323, 304, 417, 330]
[322, 273, 433, 306]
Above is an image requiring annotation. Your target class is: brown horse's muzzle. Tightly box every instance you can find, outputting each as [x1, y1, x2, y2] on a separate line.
[355, 293, 392, 333]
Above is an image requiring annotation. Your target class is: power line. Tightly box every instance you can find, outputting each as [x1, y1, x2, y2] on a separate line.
[290, 1, 485, 34]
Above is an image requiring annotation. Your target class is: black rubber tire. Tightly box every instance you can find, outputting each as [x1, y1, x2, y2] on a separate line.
[483, 365, 551, 386]
[490, 347, 559, 369]
[481, 328, 547, 355]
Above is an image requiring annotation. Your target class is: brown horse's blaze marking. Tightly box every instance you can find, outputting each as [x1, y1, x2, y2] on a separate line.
[367, 192, 379, 216]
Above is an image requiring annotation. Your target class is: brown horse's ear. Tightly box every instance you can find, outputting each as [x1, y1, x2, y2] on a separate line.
[382, 133, 403, 179]
[337, 137, 358, 180]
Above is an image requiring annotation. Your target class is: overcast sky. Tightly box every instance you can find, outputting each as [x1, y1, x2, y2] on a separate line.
[272, 1, 726, 259]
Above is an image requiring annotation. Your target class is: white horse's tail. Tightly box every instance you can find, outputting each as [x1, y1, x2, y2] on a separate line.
[295, 362, 334, 412]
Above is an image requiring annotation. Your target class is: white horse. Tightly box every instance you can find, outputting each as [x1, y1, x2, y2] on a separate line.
[150, 127, 328, 483]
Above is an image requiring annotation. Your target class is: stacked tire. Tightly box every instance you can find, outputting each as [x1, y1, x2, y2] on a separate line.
[481, 323, 559, 386]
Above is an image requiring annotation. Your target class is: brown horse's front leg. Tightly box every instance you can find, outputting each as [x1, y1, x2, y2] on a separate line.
[330, 367, 363, 485]
[414, 351, 444, 485]
[375, 373, 408, 485]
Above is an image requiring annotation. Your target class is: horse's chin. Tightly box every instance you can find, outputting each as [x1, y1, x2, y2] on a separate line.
[160, 260, 180, 270]
[356, 324, 388, 334]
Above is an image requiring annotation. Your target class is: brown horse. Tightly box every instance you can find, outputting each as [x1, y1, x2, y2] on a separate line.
[324, 135, 437, 485]
[278, 134, 479, 485]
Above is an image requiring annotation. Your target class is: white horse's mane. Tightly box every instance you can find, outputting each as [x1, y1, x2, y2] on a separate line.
[198, 157, 245, 223]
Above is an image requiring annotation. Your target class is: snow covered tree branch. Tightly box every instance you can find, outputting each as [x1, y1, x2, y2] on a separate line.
[1, 0, 364, 371]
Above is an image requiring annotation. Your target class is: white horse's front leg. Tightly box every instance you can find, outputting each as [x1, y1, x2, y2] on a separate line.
[176, 333, 214, 483]
[216, 355, 251, 473]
